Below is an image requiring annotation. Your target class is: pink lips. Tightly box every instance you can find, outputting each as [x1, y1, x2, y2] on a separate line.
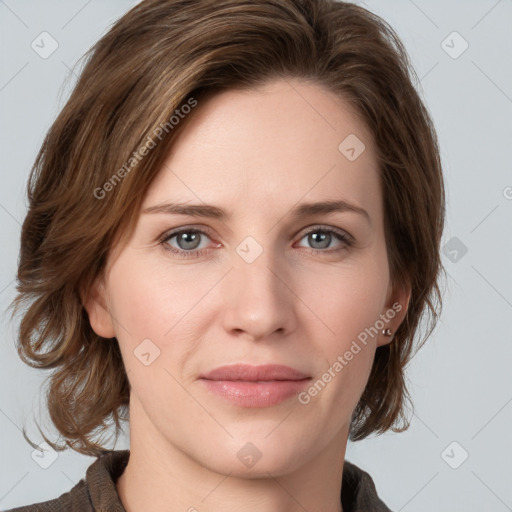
[199, 364, 311, 408]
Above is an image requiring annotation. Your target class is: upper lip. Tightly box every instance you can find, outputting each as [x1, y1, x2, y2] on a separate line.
[200, 364, 310, 381]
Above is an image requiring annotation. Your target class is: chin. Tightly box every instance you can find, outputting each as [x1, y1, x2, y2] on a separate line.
[195, 433, 314, 478]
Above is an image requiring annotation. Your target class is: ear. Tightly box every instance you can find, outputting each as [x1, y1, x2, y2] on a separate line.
[80, 274, 116, 339]
[376, 280, 411, 348]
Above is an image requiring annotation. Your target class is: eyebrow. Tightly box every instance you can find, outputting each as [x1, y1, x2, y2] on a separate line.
[142, 199, 371, 224]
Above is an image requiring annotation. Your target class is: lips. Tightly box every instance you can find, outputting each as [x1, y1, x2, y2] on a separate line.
[199, 364, 311, 408]
[200, 364, 309, 382]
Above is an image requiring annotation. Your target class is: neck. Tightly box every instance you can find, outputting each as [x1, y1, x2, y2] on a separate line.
[116, 395, 348, 512]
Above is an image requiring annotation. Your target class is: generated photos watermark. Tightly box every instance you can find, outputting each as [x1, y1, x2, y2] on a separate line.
[297, 302, 402, 405]
[93, 97, 198, 200]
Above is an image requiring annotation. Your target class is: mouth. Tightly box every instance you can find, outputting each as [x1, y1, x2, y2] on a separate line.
[199, 364, 311, 408]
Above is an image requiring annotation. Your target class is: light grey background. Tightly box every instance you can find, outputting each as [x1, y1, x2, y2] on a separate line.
[1, 0, 511, 510]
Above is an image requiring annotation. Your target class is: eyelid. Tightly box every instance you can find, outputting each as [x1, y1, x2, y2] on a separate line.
[298, 224, 354, 243]
[158, 224, 215, 242]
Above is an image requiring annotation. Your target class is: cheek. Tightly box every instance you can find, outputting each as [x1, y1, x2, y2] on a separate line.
[105, 254, 225, 377]
[298, 254, 389, 350]
[107, 270, 168, 342]
[107, 253, 209, 338]
[293, 252, 388, 410]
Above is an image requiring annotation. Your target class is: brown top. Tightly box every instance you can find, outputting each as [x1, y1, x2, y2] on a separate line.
[7, 450, 393, 512]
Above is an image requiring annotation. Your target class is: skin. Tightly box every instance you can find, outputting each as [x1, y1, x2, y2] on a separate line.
[85, 77, 410, 512]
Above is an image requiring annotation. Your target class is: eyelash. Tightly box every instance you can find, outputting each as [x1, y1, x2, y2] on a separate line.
[158, 225, 354, 259]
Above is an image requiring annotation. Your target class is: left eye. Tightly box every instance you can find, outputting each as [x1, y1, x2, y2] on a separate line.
[296, 228, 352, 251]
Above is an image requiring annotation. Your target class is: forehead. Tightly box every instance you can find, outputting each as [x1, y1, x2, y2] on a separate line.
[143, 78, 380, 220]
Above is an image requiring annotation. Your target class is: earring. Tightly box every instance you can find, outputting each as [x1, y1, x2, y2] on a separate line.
[382, 328, 393, 337]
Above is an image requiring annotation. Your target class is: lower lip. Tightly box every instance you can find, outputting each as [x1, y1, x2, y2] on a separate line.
[200, 379, 311, 408]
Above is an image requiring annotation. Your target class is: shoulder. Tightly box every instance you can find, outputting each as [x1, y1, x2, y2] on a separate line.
[342, 460, 394, 512]
[4, 479, 92, 512]
[4, 450, 129, 512]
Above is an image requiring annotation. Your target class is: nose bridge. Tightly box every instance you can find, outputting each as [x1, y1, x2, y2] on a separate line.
[236, 243, 282, 297]
[221, 237, 295, 339]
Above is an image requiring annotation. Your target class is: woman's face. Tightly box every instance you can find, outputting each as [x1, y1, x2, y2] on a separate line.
[87, 77, 409, 477]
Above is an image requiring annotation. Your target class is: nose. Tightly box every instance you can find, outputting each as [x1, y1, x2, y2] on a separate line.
[220, 245, 298, 341]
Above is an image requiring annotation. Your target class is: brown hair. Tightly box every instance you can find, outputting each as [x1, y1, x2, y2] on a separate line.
[10, 0, 445, 457]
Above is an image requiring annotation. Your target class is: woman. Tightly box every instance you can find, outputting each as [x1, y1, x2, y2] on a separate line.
[8, 0, 445, 510]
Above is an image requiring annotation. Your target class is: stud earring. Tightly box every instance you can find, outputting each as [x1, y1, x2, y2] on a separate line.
[382, 328, 393, 337]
